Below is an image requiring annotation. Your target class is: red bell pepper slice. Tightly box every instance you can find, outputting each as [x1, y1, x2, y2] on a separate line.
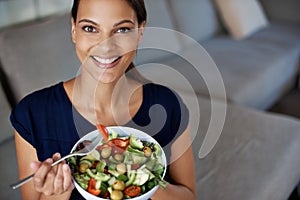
[87, 178, 101, 196]
[107, 138, 130, 149]
[96, 124, 109, 141]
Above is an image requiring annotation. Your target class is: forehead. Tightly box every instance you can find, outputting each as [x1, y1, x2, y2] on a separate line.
[77, 0, 137, 23]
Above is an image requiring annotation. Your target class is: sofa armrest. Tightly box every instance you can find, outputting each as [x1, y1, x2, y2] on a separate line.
[260, 0, 300, 23]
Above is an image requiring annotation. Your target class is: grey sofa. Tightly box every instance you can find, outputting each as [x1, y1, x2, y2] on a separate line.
[0, 0, 300, 200]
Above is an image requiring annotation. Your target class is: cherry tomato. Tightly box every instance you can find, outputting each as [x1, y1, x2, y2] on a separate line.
[124, 185, 141, 197]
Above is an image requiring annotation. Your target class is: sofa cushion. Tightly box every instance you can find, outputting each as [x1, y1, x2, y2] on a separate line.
[168, 0, 221, 43]
[128, 68, 300, 200]
[248, 21, 300, 52]
[202, 33, 299, 109]
[0, 14, 80, 103]
[205, 22, 300, 109]
[142, 21, 300, 110]
[187, 95, 300, 200]
[134, 0, 182, 65]
[0, 139, 22, 200]
[215, 0, 269, 39]
[0, 83, 13, 143]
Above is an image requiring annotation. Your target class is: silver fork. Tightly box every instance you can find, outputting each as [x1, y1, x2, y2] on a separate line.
[10, 133, 102, 190]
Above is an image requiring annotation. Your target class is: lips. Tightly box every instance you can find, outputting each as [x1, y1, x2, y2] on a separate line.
[91, 55, 122, 69]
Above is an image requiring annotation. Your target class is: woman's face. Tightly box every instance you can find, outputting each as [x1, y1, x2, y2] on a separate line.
[72, 0, 145, 83]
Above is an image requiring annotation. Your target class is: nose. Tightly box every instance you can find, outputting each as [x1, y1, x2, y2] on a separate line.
[96, 33, 117, 54]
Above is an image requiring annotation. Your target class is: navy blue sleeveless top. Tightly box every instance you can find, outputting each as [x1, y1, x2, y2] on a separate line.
[10, 82, 189, 199]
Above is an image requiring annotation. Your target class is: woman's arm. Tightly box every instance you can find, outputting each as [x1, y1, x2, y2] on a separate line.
[14, 131, 73, 200]
[151, 127, 197, 200]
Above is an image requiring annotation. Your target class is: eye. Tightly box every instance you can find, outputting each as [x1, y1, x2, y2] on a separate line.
[116, 27, 131, 33]
[82, 26, 97, 33]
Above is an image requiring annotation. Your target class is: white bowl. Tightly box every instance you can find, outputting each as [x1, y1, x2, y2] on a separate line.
[70, 126, 167, 200]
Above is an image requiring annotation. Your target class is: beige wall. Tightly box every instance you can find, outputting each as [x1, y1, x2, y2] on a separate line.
[0, 0, 72, 28]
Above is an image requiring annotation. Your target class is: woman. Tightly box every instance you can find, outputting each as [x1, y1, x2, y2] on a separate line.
[11, 0, 196, 199]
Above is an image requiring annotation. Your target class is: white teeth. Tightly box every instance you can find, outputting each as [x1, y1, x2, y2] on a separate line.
[93, 56, 119, 64]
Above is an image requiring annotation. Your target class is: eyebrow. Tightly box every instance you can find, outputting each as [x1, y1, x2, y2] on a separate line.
[78, 19, 135, 27]
[78, 19, 98, 26]
[113, 20, 135, 27]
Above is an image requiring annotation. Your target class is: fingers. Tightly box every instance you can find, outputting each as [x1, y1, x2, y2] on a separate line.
[63, 164, 74, 191]
[53, 162, 64, 194]
[33, 158, 53, 193]
[32, 153, 73, 196]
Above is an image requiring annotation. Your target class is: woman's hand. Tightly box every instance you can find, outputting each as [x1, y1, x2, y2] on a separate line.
[30, 153, 74, 197]
[151, 128, 197, 200]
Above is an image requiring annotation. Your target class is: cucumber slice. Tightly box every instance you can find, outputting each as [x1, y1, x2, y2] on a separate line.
[131, 154, 147, 165]
[125, 170, 136, 187]
[153, 144, 162, 156]
[130, 134, 144, 150]
[117, 174, 129, 182]
[81, 149, 100, 161]
[95, 180, 101, 190]
[94, 172, 111, 182]
[109, 156, 120, 164]
[96, 160, 106, 173]
[108, 169, 120, 178]
[133, 169, 149, 186]
[79, 159, 93, 167]
[127, 146, 144, 156]
[108, 177, 116, 186]
[145, 159, 156, 170]
[142, 168, 155, 180]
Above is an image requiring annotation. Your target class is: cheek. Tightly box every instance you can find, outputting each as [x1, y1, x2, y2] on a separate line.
[123, 51, 136, 68]
[114, 33, 140, 54]
[75, 38, 97, 63]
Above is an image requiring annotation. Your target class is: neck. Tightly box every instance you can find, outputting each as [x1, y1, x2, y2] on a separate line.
[74, 74, 129, 105]
[71, 73, 139, 125]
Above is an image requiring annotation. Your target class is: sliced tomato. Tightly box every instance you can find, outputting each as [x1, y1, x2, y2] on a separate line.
[96, 144, 110, 151]
[131, 164, 140, 170]
[96, 124, 109, 141]
[103, 167, 109, 174]
[102, 190, 109, 198]
[87, 178, 101, 196]
[92, 161, 99, 169]
[124, 185, 142, 197]
[112, 146, 125, 155]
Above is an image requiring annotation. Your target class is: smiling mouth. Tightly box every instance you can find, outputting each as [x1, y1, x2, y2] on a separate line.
[91, 55, 122, 65]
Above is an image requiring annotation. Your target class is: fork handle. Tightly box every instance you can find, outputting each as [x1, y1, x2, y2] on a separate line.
[10, 174, 34, 190]
[10, 154, 72, 190]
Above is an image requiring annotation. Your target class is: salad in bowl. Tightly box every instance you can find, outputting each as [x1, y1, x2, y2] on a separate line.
[68, 126, 167, 200]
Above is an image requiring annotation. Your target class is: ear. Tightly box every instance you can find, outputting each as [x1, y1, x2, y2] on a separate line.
[137, 21, 146, 44]
[71, 18, 76, 44]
